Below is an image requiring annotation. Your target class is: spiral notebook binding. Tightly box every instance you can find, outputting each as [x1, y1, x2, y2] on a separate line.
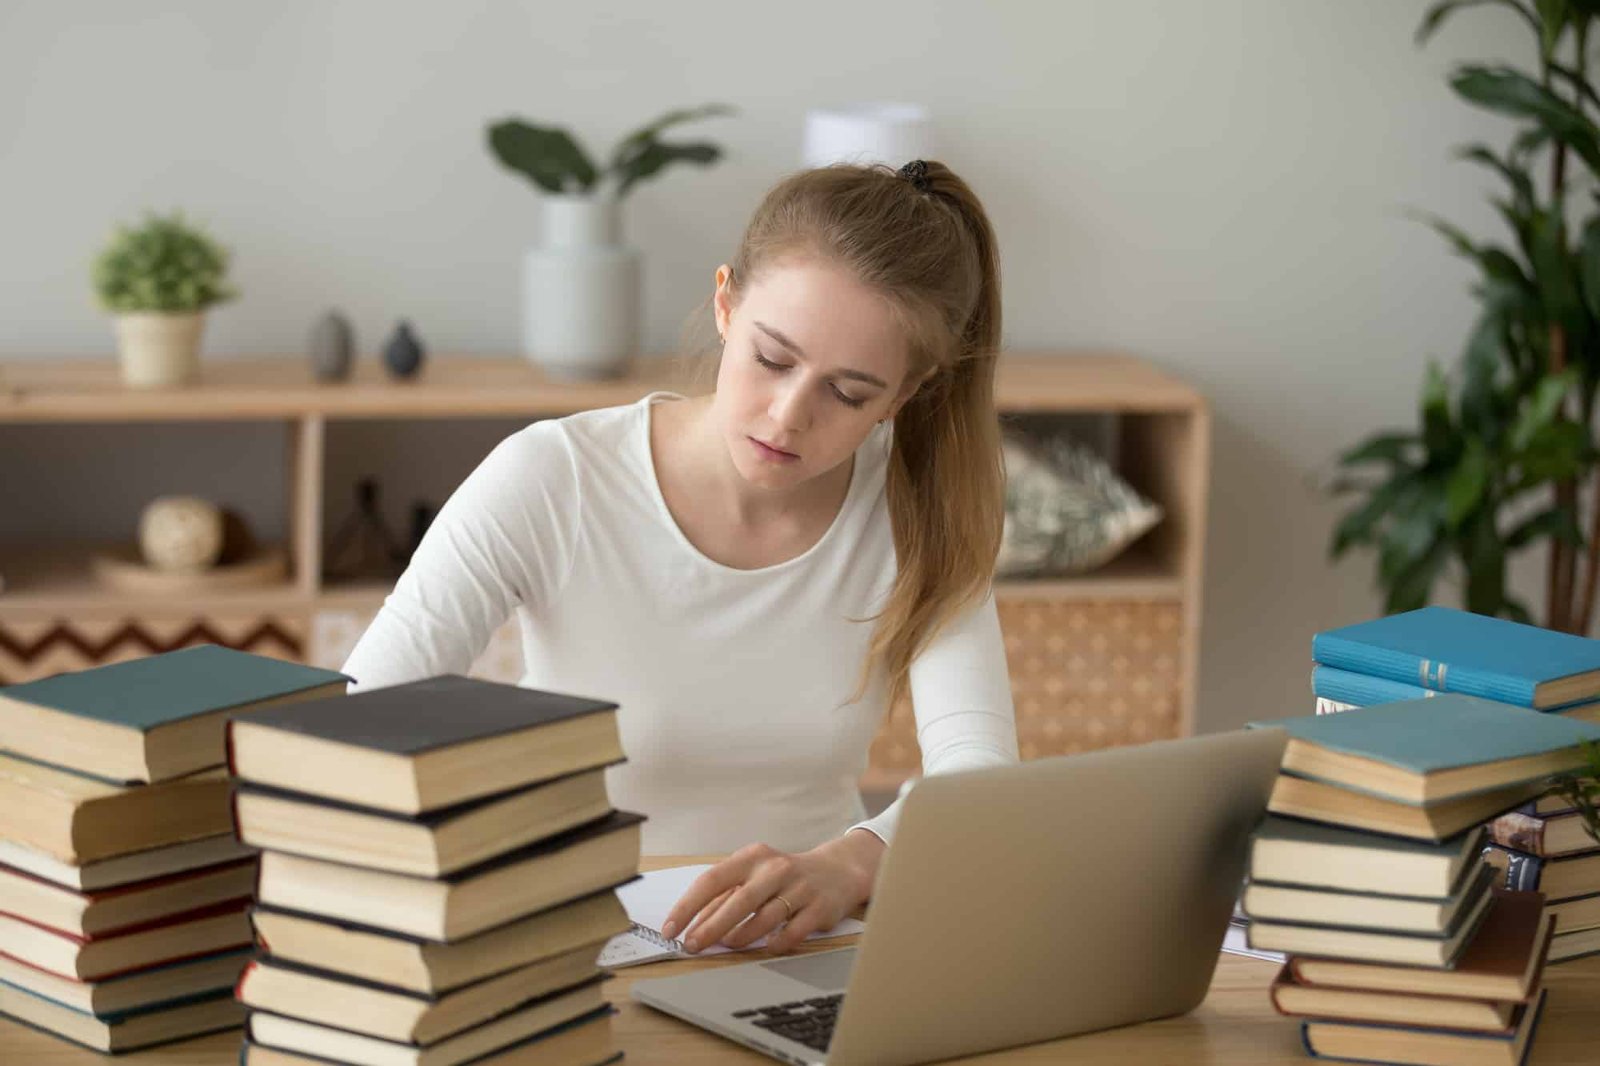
[630, 922, 683, 951]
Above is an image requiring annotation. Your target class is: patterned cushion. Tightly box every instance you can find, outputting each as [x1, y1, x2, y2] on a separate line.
[997, 431, 1163, 577]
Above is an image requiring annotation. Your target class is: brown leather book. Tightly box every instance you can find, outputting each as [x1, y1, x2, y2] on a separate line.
[1288, 890, 1553, 1002]
[1487, 809, 1600, 858]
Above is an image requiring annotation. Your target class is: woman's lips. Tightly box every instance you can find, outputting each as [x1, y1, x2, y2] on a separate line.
[751, 437, 799, 462]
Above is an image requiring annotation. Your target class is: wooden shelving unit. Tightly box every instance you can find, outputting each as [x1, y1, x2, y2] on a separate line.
[0, 352, 1210, 788]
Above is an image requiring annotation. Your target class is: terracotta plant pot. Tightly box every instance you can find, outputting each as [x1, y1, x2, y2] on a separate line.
[114, 311, 206, 388]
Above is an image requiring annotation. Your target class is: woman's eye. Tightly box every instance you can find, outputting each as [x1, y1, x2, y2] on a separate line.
[754, 349, 869, 409]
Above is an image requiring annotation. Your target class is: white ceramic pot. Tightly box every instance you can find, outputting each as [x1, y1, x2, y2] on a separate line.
[522, 195, 640, 380]
[114, 311, 205, 388]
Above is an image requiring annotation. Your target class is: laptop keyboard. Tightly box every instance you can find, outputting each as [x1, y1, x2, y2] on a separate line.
[732, 994, 844, 1053]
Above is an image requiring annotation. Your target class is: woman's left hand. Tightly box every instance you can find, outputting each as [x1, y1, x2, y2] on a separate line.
[661, 834, 884, 956]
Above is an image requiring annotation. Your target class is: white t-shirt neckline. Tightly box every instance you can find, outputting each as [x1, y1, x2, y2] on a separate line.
[637, 390, 865, 577]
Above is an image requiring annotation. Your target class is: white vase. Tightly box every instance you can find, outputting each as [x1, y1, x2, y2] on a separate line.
[114, 311, 206, 388]
[521, 195, 640, 380]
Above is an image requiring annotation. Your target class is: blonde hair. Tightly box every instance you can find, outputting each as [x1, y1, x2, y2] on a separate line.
[680, 161, 1005, 716]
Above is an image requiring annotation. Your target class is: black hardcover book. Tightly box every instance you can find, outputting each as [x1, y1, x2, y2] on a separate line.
[227, 676, 625, 814]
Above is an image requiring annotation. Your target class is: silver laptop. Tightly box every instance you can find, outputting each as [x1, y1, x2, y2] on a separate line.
[631, 727, 1288, 1066]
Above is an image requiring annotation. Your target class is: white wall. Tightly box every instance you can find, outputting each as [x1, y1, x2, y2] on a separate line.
[0, 1, 1545, 731]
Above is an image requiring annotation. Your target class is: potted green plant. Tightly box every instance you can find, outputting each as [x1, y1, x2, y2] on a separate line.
[91, 211, 237, 388]
[1329, 0, 1600, 850]
[485, 104, 735, 379]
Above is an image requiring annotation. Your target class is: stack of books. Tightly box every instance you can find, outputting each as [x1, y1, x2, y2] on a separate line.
[1244, 696, 1600, 1064]
[1309, 606, 1600, 724]
[1308, 606, 1600, 963]
[0, 645, 347, 1053]
[227, 674, 642, 1066]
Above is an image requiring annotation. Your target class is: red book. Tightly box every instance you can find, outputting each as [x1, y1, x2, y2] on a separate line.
[0, 898, 253, 981]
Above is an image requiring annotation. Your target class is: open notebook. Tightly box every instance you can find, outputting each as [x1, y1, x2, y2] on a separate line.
[598, 863, 866, 968]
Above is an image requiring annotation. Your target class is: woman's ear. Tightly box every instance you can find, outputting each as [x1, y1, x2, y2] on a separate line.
[713, 264, 734, 340]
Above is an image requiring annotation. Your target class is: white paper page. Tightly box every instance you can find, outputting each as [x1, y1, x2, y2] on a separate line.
[600, 864, 865, 963]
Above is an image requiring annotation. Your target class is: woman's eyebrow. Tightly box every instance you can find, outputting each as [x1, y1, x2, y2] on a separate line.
[753, 321, 889, 388]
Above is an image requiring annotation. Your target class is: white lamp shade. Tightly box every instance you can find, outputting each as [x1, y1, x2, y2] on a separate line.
[801, 103, 934, 169]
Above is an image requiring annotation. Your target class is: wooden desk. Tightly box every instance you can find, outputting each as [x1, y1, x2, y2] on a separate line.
[3, 856, 1597, 1064]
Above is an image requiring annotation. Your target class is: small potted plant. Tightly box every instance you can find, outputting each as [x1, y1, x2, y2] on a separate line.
[485, 104, 735, 379]
[92, 211, 237, 388]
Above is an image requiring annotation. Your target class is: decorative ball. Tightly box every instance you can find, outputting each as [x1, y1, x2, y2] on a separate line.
[139, 496, 224, 572]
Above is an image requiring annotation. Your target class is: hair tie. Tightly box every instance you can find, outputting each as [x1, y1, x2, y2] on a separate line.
[897, 159, 931, 193]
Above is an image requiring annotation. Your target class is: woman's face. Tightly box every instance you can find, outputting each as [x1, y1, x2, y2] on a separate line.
[712, 257, 915, 492]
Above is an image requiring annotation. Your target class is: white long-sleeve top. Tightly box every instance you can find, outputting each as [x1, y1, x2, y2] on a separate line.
[340, 391, 1019, 855]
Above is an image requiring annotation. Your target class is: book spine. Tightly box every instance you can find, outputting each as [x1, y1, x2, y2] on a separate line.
[1299, 1021, 1322, 1060]
[1311, 665, 1438, 706]
[1310, 635, 1540, 706]
[1483, 844, 1546, 891]
[224, 721, 239, 778]
[1488, 812, 1549, 856]
[234, 958, 257, 1004]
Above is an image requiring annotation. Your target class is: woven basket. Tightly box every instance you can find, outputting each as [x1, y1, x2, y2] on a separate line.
[867, 599, 1185, 774]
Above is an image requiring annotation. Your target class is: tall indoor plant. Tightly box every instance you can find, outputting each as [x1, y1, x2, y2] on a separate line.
[486, 103, 735, 379]
[92, 211, 236, 388]
[1329, 0, 1600, 843]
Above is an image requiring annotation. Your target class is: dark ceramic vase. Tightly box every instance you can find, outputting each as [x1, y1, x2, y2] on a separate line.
[383, 320, 426, 379]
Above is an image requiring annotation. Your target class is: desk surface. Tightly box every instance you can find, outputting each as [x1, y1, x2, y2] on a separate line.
[3, 855, 1598, 1065]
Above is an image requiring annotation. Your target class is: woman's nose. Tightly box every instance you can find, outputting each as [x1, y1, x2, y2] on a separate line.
[768, 378, 814, 432]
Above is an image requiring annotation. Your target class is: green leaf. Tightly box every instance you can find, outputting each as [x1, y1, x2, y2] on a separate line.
[1450, 65, 1600, 175]
[1387, 538, 1451, 613]
[1502, 595, 1535, 623]
[486, 121, 598, 194]
[1460, 310, 1505, 432]
[607, 104, 736, 173]
[1463, 510, 1508, 614]
[1547, 60, 1600, 111]
[614, 141, 722, 199]
[1534, 0, 1569, 55]
[1421, 362, 1457, 459]
[1529, 208, 1586, 334]
[1505, 504, 1583, 547]
[1417, 0, 1542, 44]
[1331, 471, 1415, 557]
[1456, 143, 1536, 210]
[1509, 369, 1576, 450]
[1445, 438, 1492, 527]
[1336, 432, 1418, 467]
[1518, 419, 1591, 481]
[1381, 472, 1448, 579]
[1579, 217, 1600, 319]
[1410, 210, 1480, 258]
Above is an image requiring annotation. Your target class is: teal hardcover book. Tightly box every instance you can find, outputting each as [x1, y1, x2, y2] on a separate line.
[0, 645, 348, 784]
[1252, 695, 1600, 806]
[1311, 605, 1600, 709]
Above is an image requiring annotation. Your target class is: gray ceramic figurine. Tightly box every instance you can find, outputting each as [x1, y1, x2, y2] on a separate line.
[383, 320, 426, 379]
[308, 310, 355, 382]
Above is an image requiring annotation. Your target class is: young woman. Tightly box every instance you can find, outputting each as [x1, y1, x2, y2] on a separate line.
[341, 159, 1019, 956]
